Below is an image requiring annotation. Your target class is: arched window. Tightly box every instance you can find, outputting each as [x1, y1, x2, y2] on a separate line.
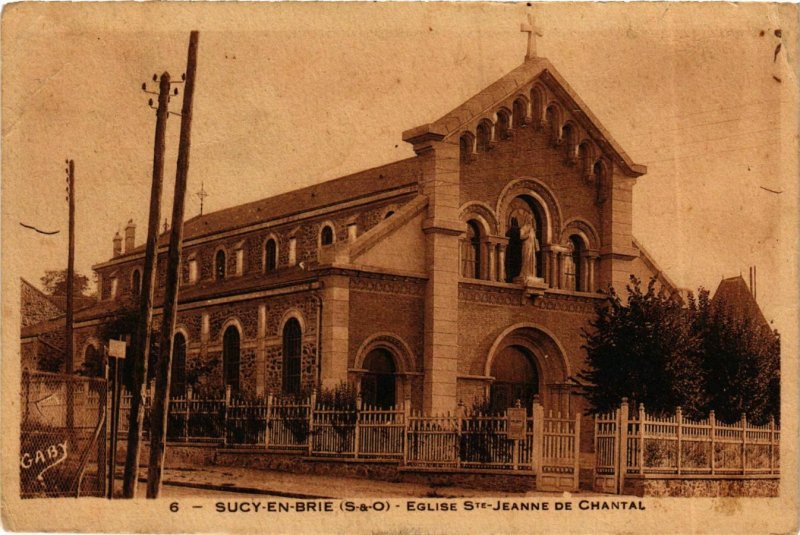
[490, 345, 539, 411]
[265, 238, 278, 273]
[215, 250, 226, 280]
[530, 86, 545, 126]
[282, 318, 302, 395]
[171, 333, 187, 397]
[569, 236, 585, 292]
[561, 123, 577, 160]
[505, 197, 544, 283]
[461, 220, 482, 279]
[459, 133, 474, 164]
[513, 98, 527, 128]
[545, 105, 560, 144]
[578, 142, 593, 180]
[361, 348, 397, 409]
[593, 160, 609, 204]
[131, 269, 141, 297]
[476, 121, 491, 152]
[320, 225, 334, 246]
[223, 326, 240, 393]
[495, 110, 510, 141]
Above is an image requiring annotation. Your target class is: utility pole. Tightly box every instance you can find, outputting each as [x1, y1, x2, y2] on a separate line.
[121, 71, 172, 498]
[65, 159, 75, 428]
[147, 31, 199, 498]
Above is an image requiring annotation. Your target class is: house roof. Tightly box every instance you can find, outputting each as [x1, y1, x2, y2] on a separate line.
[712, 276, 769, 328]
[403, 57, 646, 177]
[100, 157, 421, 265]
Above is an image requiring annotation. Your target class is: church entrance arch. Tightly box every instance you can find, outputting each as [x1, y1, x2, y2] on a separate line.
[360, 348, 397, 409]
[485, 324, 571, 412]
[490, 345, 539, 411]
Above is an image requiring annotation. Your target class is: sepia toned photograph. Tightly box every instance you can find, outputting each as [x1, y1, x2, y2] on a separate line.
[2, 2, 798, 533]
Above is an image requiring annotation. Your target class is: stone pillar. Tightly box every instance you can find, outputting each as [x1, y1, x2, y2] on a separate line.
[486, 242, 496, 282]
[403, 128, 461, 414]
[549, 249, 559, 289]
[582, 251, 599, 293]
[256, 304, 266, 396]
[598, 171, 638, 291]
[320, 275, 349, 389]
[497, 242, 507, 283]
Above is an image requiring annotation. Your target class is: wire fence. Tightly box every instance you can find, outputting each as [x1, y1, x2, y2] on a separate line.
[20, 371, 107, 498]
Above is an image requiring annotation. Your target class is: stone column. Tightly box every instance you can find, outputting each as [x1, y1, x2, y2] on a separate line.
[497, 242, 507, 283]
[256, 304, 266, 396]
[320, 276, 349, 389]
[403, 128, 461, 414]
[486, 241, 496, 282]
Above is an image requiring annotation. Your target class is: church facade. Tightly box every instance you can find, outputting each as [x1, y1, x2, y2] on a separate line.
[24, 54, 678, 436]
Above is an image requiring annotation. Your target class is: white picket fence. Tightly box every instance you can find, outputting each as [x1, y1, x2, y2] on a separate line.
[107, 387, 580, 487]
[594, 399, 780, 494]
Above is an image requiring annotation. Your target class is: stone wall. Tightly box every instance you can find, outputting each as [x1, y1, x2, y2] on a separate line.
[623, 476, 779, 497]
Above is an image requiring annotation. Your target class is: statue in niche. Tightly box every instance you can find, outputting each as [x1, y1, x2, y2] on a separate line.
[519, 215, 540, 284]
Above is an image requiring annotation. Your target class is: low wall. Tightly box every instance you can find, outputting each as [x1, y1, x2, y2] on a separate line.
[622, 475, 779, 497]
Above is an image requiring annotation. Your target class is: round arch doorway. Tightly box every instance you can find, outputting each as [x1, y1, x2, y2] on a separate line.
[489, 345, 540, 411]
[360, 348, 397, 409]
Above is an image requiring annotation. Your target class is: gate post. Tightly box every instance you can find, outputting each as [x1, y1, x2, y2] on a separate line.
[532, 396, 544, 478]
[617, 398, 629, 494]
[572, 413, 581, 490]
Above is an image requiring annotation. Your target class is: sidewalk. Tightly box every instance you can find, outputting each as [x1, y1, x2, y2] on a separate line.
[138, 465, 596, 499]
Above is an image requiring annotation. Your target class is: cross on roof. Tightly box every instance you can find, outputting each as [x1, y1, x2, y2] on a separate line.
[520, 13, 543, 61]
[196, 181, 209, 215]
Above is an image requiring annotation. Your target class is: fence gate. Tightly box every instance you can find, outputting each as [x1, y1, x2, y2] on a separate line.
[20, 371, 108, 498]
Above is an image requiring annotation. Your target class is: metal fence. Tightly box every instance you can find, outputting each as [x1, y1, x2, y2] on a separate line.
[20, 371, 107, 498]
[594, 399, 780, 494]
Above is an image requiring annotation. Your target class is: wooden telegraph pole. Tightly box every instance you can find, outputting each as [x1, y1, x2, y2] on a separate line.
[147, 31, 199, 498]
[65, 159, 75, 429]
[121, 71, 172, 498]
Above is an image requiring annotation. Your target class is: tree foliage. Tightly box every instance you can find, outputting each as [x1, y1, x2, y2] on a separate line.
[581, 276, 779, 424]
[40, 269, 92, 297]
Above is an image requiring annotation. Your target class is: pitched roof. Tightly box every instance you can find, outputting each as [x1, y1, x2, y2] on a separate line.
[104, 157, 421, 263]
[403, 57, 646, 177]
[711, 276, 769, 328]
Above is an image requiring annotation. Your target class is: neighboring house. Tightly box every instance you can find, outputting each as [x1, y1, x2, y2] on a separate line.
[21, 278, 64, 328]
[712, 275, 770, 330]
[21, 49, 678, 468]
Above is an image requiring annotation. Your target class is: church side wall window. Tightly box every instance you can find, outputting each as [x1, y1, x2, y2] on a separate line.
[131, 269, 141, 297]
[223, 326, 240, 393]
[110, 277, 118, 300]
[320, 225, 334, 246]
[215, 250, 226, 280]
[235, 248, 244, 276]
[171, 332, 187, 397]
[265, 239, 278, 273]
[282, 318, 302, 395]
[188, 258, 198, 284]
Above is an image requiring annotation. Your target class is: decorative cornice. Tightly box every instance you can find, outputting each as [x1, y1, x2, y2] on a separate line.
[350, 275, 426, 297]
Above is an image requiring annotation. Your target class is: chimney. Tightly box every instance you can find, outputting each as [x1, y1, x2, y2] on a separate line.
[113, 231, 122, 257]
[124, 219, 136, 253]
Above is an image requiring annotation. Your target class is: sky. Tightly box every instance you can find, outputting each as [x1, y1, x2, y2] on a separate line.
[3, 3, 797, 332]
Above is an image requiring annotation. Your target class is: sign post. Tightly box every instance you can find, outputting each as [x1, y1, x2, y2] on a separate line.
[107, 339, 127, 499]
[507, 403, 527, 470]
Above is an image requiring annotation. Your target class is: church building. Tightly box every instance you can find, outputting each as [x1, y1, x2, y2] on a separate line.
[23, 31, 679, 432]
